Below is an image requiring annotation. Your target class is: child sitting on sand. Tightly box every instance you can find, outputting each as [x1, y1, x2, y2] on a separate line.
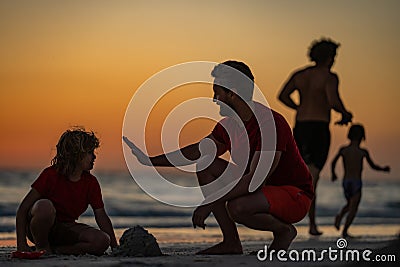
[331, 124, 390, 238]
[16, 128, 118, 255]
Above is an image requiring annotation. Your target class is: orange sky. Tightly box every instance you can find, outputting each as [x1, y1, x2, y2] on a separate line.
[0, 1, 399, 179]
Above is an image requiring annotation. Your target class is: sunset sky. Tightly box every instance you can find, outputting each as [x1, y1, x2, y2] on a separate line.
[1, 0, 399, 179]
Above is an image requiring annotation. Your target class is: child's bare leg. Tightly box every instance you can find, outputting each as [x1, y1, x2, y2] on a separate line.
[55, 228, 110, 255]
[342, 193, 361, 238]
[308, 164, 322, 235]
[335, 202, 349, 230]
[29, 199, 56, 252]
[228, 191, 297, 251]
[196, 158, 242, 255]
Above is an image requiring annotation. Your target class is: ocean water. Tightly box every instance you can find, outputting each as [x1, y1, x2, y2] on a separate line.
[0, 168, 399, 234]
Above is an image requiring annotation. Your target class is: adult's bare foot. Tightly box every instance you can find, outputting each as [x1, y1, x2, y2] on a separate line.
[309, 225, 323, 236]
[270, 224, 297, 251]
[196, 241, 243, 255]
[342, 231, 355, 239]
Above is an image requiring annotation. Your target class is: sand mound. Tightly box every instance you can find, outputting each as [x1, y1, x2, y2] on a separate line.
[112, 225, 163, 257]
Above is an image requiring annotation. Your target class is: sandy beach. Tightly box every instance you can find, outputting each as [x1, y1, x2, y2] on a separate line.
[1, 225, 399, 267]
[1, 171, 398, 266]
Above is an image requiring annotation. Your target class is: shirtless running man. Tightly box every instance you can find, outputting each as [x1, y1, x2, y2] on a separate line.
[278, 38, 353, 235]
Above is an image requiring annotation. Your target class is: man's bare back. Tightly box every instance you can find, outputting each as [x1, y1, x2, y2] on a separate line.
[292, 66, 339, 122]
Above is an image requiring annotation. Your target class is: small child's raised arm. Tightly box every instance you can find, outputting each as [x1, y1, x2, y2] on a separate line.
[365, 150, 390, 172]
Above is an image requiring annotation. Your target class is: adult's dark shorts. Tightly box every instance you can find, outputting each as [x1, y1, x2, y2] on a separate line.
[293, 121, 330, 170]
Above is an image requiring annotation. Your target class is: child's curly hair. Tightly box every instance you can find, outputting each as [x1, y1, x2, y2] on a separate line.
[51, 127, 99, 177]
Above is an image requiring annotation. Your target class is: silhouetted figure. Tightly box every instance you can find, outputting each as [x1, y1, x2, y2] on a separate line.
[16, 128, 118, 255]
[124, 60, 314, 254]
[331, 124, 390, 238]
[278, 38, 353, 235]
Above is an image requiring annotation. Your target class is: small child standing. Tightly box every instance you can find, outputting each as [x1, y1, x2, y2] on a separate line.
[331, 124, 390, 238]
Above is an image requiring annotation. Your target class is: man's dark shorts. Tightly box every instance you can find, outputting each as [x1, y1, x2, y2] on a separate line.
[294, 121, 330, 170]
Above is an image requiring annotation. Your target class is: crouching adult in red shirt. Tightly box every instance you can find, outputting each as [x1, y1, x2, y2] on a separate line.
[124, 60, 314, 254]
[16, 128, 118, 255]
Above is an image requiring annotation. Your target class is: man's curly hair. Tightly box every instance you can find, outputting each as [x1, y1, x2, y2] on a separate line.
[308, 38, 340, 64]
[51, 127, 99, 177]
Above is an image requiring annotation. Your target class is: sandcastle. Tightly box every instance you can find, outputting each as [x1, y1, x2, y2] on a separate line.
[112, 225, 163, 257]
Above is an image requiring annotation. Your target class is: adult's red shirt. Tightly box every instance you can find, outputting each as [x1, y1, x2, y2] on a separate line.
[31, 166, 104, 222]
[211, 102, 314, 199]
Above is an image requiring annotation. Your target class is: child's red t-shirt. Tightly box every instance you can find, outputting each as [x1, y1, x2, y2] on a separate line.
[31, 166, 104, 222]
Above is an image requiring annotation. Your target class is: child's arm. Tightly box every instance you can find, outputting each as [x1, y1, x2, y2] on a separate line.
[364, 149, 390, 172]
[94, 208, 118, 249]
[16, 189, 42, 251]
[331, 149, 342, 181]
